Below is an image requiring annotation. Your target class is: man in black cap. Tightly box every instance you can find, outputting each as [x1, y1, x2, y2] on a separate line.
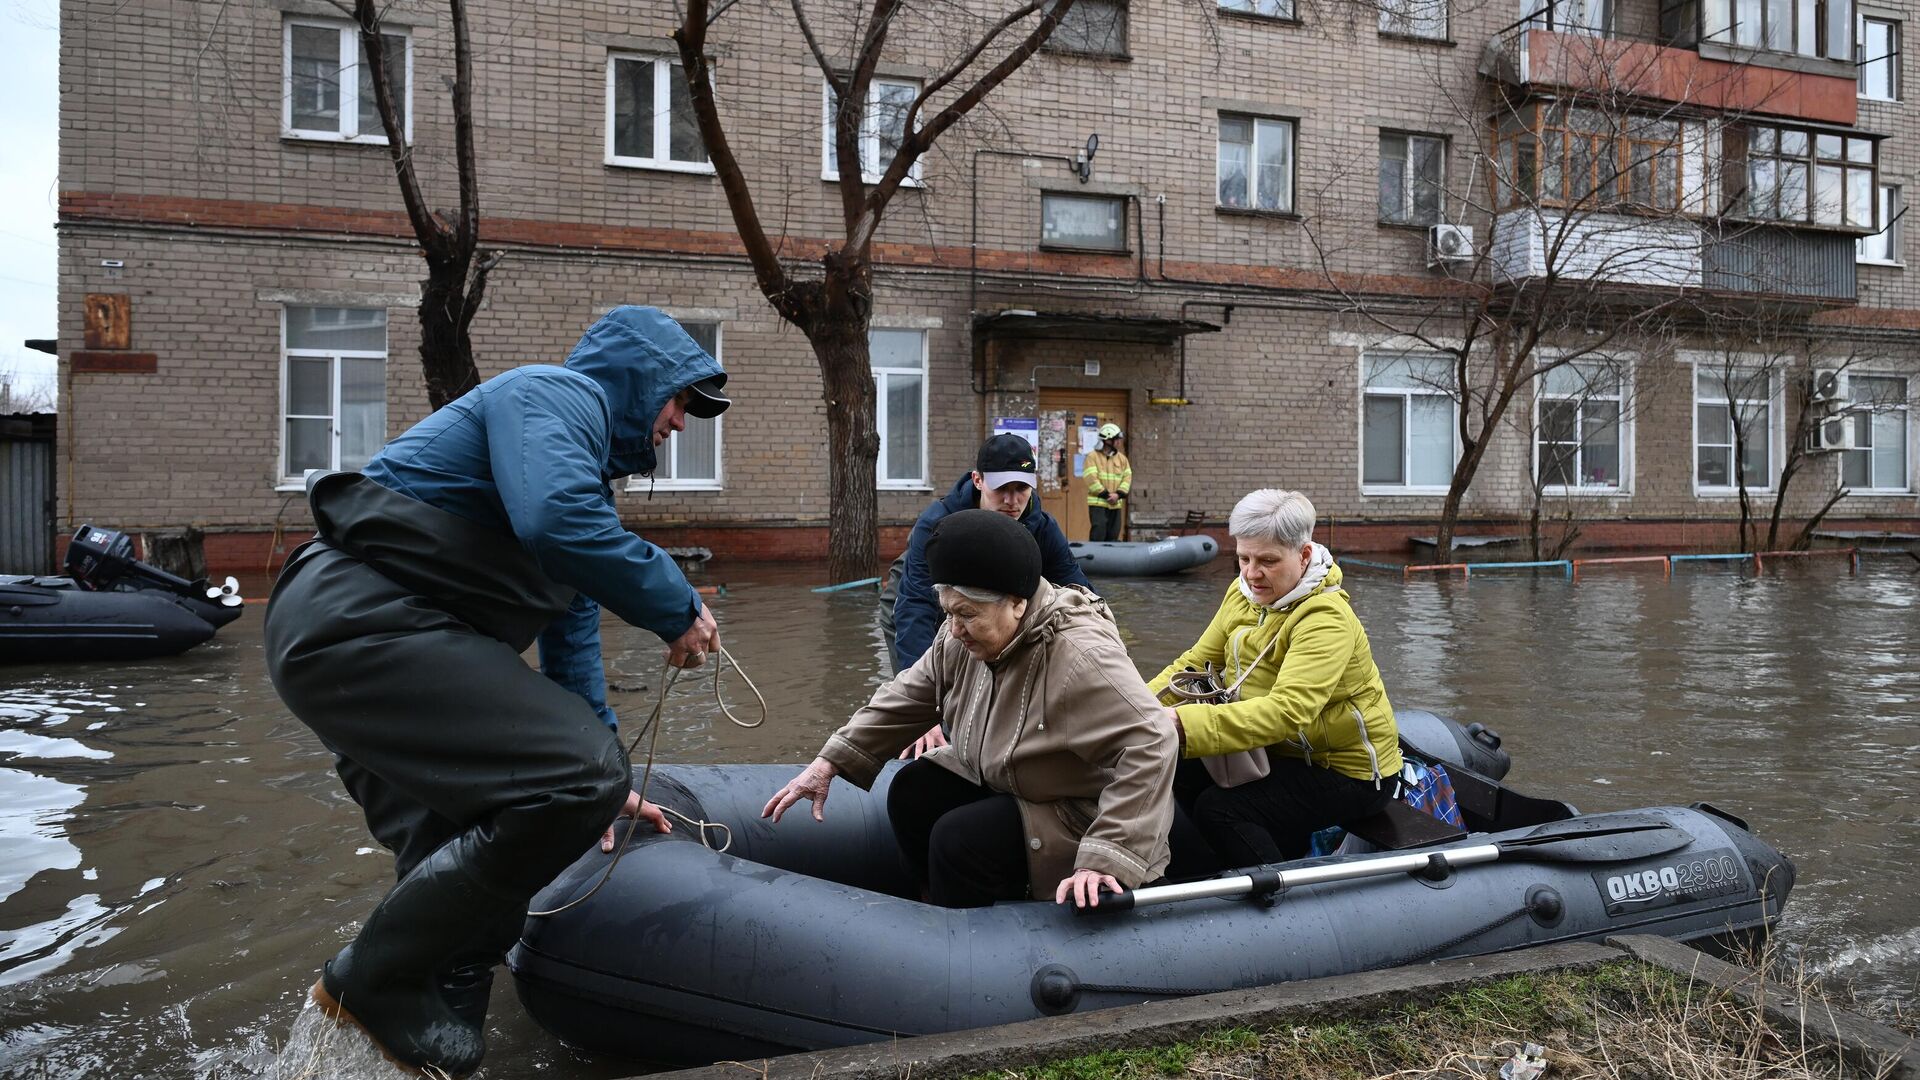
[888, 434, 1093, 747]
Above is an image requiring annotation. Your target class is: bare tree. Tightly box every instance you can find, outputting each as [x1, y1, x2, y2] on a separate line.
[673, 0, 1079, 581]
[0, 362, 58, 413]
[355, 0, 499, 411]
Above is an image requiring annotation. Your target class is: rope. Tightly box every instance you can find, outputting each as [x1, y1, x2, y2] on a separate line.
[526, 643, 765, 918]
[1403, 905, 1532, 964]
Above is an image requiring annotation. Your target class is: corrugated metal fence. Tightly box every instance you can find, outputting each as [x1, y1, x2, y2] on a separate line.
[1, 416, 56, 575]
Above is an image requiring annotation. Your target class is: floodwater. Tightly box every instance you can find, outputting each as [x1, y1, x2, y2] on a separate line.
[0, 556, 1916, 1077]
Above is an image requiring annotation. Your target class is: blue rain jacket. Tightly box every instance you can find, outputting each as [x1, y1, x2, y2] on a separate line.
[892, 473, 1094, 672]
[362, 306, 726, 729]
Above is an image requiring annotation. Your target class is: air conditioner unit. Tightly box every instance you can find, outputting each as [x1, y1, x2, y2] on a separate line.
[1427, 224, 1475, 267]
[1807, 368, 1848, 406]
[1805, 412, 1857, 453]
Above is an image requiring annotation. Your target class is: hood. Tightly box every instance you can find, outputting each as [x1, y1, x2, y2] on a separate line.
[563, 306, 726, 479]
[940, 472, 1041, 526]
[1237, 542, 1342, 611]
[991, 578, 1109, 663]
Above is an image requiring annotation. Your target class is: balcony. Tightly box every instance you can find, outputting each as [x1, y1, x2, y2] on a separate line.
[1483, 28, 1858, 126]
[1489, 211, 1856, 303]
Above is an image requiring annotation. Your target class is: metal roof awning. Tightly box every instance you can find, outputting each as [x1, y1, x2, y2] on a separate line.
[973, 309, 1223, 345]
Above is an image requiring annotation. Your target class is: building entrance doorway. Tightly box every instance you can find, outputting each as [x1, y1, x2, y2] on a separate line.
[1036, 387, 1128, 542]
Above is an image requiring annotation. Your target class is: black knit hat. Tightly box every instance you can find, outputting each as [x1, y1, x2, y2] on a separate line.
[926, 509, 1042, 599]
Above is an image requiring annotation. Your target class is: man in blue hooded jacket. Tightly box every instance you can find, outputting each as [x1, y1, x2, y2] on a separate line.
[887, 434, 1092, 756]
[264, 306, 725, 1077]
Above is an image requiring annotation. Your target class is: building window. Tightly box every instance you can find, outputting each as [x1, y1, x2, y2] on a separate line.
[283, 18, 411, 143]
[823, 78, 922, 184]
[1380, 133, 1446, 225]
[1739, 125, 1878, 230]
[1044, 0, 1129, 55]
[1695, 368, 1774, 491]
[282, 307, 388, 481]
[871, 329, 927, 488]
[1496, 103, 1695, 212]
[1536, 362, 1625, 490]
[1703, 0, 1854, 60]
[1219, 0, 1294, 19]
[658, 322, 724, 488]
[606, 54, 710, 171]
[1843, 375, 1910, 491]
[1522, 0, 1609, 33]
[1859, 16, 1900, 100]
[1380, 0, 1447, 38]
[1217, 115, 1294, 213]
[1858, 185, 1902, 263]
[1362, 353, 1455, 491]
[1041, 193, 1127, 251]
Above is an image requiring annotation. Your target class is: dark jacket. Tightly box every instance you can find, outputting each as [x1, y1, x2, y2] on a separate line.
[360, 306, 725, 728]
[892, 473, 1092, 672]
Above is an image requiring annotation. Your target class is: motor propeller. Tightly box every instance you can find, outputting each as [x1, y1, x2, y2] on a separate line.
[205, 576, 244, 607]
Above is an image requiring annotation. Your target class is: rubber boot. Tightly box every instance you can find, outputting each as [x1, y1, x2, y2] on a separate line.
[311, 832, 525, 1078]
[435, 901, 529, 1031]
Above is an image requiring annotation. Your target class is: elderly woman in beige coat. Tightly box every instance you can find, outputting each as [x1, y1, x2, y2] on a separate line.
[765, 509, 1177, 908]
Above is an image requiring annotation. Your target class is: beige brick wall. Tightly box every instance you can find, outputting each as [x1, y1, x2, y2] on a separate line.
[54, 0, 1920, 540]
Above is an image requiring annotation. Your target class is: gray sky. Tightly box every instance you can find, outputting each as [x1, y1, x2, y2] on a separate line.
[0, 1, 60, 408]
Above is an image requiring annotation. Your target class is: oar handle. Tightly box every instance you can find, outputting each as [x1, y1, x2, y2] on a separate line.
[1081, 846, 1504, 916]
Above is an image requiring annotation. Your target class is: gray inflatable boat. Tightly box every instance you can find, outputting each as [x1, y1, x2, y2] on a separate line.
[510, 714, 1793, 1066]
[1070, 534, 1220, 576]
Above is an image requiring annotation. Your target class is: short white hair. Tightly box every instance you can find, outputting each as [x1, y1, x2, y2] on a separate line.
[934, 583, 1012, 606]
[1228, 489, 1315, 550]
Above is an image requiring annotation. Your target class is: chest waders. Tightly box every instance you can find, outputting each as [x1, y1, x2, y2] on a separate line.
[265, 473, 632, 1077]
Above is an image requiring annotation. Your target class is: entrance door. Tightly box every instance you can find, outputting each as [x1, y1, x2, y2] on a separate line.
[1036, 388, 1128, 542]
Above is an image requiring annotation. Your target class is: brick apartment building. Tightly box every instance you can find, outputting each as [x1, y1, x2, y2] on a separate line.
[52, 0, 1919, 570]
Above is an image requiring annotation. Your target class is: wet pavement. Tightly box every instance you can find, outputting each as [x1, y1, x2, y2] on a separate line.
[0, 556, 1915, 1077]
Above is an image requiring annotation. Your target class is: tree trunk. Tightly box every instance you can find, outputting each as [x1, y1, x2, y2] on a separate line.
[418, 260, 484, 411]
[811, 325, 882, 583]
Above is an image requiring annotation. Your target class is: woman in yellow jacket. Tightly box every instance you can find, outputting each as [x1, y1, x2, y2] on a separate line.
[1147, 489, 1401, 867]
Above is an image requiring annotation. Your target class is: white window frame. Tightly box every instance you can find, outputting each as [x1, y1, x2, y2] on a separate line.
[1218, 0, 1295, 18]
[282, 17, 413, 144]
[1690, 362, 1781, 496]
[1533, 358, 1633, 495]
[627, 324, 725, 492]
[1839, 373, 1912, 494]
[1359, 351, 1459, 496]
[1857, 185, 1902, 265]
[873, 328, 929, 490]
[1379, 0, 1449, 39]
[821, 78, 924, 187]
[1522, 0, 1609, 33]
[604, 53, 714, 173]
[279, 308, 389, 486]
[1858, 14, 1900, 101]
[1379, 132, 1447, 226]
[1216, 114, 1296, 213]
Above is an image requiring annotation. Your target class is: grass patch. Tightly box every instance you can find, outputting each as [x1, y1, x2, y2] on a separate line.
[968, 959, 1890, 1080]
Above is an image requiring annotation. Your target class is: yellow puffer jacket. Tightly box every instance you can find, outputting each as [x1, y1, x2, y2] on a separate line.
[1083, 449, 1132, 506]
[1146, 561, 1401, 784]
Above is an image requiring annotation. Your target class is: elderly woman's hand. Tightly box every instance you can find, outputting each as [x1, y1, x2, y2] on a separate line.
[1055, 868, 1123, 908]
[898, 723, 949, 760]
[762, 756, 839, 824]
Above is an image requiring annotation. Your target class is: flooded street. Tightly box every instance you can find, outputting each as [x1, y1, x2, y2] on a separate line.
[0, 557, 1915, 1077]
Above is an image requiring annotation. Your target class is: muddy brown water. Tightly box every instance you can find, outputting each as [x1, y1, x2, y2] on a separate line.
[0, 558, 1916, 1077]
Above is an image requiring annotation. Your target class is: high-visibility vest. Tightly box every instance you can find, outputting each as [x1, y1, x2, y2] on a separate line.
[1083, 449, 1132, 506]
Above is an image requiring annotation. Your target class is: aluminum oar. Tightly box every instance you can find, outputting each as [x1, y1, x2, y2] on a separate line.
[1081, 818, 1693, 915]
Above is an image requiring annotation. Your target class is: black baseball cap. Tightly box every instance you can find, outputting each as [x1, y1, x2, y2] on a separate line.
[975, 433, 1038, 490]
[682, 374, 730, 418]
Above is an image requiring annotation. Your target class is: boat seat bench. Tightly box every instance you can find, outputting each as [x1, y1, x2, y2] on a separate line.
[1343, 797, 1467, 850]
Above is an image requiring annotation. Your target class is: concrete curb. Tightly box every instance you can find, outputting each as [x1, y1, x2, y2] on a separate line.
[1610, 934, 1920, 1080]
[639, 936, 1920, 1080]
[643, 941, 1621, 1080]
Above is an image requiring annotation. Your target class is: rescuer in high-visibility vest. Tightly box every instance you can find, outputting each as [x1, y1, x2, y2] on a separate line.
[1083, 422, 1132, 542]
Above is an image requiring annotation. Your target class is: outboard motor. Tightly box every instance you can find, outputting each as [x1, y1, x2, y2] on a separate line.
[65, 524, 244, 624]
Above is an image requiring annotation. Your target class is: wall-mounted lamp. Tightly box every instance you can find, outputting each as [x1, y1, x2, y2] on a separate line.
[1072, 133, 1099, 183]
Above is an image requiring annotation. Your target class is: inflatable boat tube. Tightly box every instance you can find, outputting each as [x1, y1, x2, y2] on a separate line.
[511, 728, 1793, 1065]
[1070, 535, 1220, 576]
[0, 576, 243, 663]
